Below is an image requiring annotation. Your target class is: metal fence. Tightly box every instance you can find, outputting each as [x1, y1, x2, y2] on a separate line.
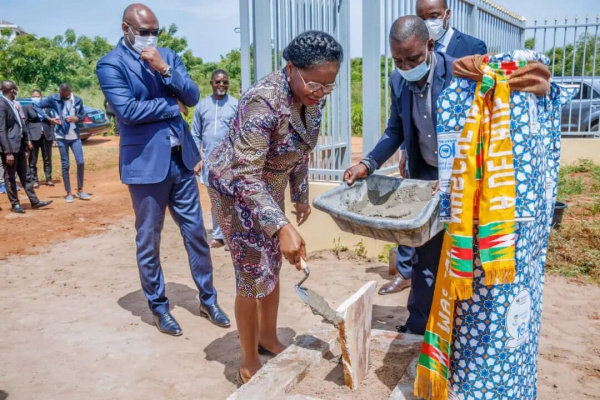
[362, 0, 527, 174]
[526, 16, 600, 136]
[239, 0, 351, 181]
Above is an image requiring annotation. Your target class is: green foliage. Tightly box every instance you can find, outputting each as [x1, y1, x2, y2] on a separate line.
[333, 236, 348, 259]
[377, 244, 396, 264]
[547, 33, 600, 76]
[353, 240, 368, 259]
[524, 38, 535, 50]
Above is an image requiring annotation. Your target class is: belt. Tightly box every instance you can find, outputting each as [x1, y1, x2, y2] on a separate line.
[171, 145, 182, 153]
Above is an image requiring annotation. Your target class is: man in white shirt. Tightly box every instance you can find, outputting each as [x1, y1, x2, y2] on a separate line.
[191, 69, 238, 249]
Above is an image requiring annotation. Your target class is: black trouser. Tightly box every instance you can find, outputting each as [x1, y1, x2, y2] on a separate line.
[29, 138, 53, 183]
[1, 150, 39, 207]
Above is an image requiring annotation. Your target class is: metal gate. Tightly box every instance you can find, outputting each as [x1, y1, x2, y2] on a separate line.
[526, 16, 600, 136]
[239, 0, 351, 181]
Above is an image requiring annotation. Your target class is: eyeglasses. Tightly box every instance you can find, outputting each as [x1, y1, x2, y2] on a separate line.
[295, 68, 337, 94]
[127, 23, 161, 37]
[213, 80, 229, 85]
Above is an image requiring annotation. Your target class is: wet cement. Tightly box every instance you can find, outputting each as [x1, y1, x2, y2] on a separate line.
[305, 288, 342, 327]
[347, 183, 434, 220]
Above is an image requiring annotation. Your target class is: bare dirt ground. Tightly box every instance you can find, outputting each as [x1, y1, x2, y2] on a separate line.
[0, 136, 599, 399]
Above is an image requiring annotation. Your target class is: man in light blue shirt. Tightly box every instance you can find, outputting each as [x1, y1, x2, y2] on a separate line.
[192, 69, 238, 248]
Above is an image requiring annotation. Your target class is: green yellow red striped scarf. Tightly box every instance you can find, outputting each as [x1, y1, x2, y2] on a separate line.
[415, 67, 516, 400]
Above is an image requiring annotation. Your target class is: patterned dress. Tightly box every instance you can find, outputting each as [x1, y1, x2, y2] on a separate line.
[436, 51, 577, 399]
[207, 69, 323, 298]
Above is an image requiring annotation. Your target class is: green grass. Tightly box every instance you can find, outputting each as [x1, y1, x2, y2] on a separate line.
[548, 160, 600, 284]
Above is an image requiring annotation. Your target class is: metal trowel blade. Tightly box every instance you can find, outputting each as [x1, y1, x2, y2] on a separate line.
[294, 260, 340, 327]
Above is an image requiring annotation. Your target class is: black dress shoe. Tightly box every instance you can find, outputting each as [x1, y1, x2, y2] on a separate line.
[153, 312, 182, 336]
[200, 303, 231, 328]
[11, 205, 25, 214]
[32, 200, 53, 209]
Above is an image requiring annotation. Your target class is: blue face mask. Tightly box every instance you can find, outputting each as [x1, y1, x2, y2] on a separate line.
[397, 47, 431, 82]
[31, 97, 41, 104]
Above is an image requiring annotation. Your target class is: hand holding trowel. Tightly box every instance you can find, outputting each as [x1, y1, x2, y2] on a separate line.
[295, 258, 342, 327]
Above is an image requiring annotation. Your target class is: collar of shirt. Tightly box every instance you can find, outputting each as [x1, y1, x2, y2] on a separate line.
[407, 52, 437, 94]
[436, 26, 455, 51]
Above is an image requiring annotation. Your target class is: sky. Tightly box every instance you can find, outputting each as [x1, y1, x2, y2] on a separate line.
[1, 0, 594, 62]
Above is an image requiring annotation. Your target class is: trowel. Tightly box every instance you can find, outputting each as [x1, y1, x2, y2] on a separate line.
[295, 259, 342, 327]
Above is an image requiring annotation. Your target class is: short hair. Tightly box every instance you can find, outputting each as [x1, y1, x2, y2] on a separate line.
[211, 69, 228, 80]
[416, 0, 448, 9]
[282, 30, 344, 69]
[1, 80, 15, 93]
[31, 89, 42, 96]
[390, 15, 430, 43]
[59, 82, 71, 93]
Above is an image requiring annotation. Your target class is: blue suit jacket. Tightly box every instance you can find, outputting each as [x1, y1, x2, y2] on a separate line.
[367, 52, 454, 179]
[445, 28, 487, 59]
[95, 40, 200, 185]
[34, 94, 85, 138]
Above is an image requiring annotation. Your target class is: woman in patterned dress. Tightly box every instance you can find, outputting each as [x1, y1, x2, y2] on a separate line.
[207, 31, 343, 383]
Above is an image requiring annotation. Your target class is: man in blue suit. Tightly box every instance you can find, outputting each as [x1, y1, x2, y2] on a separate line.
[378, 0, 489, 299]
[344, 16, 453, 334]
[96, 3, 230, 336]
[417, 0, 488, 58]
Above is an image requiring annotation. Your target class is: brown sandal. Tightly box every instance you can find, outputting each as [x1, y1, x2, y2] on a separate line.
[237, 370, 249, 385]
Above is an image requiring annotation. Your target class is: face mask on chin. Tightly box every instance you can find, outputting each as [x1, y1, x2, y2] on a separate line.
[127, 24, 158, 54]
[216, 89, 227, 96]
[397, 46, 431, 82]
[425, 10, 449, 41]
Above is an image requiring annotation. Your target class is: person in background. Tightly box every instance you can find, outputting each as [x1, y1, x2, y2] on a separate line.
[344, 16, 453, 335]
[96, 3, 230, 336]
[417, 0, 488, 58]
[24, 90, 55, 188]
[191, 69, 238, 249]
[0, 80, 52, 213]
[34, 83, 91, 203]
[207, 30, 343, 384]
[379, 0, 490, 297]
[104, 97, 120, 136]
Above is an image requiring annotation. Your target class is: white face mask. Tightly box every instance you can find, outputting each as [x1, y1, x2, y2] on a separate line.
[425, 10, 449, 41]
[127, 25, 158, 54]
[397, 46, 431, 82]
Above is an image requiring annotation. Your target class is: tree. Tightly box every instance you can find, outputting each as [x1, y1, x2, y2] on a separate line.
[547, 33, 600, 76]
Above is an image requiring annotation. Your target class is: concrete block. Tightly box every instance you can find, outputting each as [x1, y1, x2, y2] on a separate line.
[336, 280, 378, 389]
[227, 324, 337, 400]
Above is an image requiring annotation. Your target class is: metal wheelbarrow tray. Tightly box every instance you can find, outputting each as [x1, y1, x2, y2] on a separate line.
[312, 175, 443, 247]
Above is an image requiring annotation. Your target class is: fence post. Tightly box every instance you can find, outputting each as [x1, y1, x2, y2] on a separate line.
[469, 0, 480, 38]
[253, 0, 273, 82]
[362, 0, 382, 157]
[239, 0, 251, 91]
[339, 0, 351, 170]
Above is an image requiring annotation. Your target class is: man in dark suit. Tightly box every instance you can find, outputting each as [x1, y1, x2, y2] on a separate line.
[96, 4, 230, 336]
[24, 89, 55, 188]
[0, 81, 52, 213]
[417, 0, 488, 58]
[378, 0, 490, 298]
[344, 16, 453, 334]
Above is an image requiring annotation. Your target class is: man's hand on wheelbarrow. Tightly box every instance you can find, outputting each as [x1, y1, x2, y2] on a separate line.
[343, 162, 369, 185]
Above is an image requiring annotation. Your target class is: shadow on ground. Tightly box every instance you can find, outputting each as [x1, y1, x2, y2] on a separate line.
[117, 282, 203, 325]
[204, 327, 297, 385]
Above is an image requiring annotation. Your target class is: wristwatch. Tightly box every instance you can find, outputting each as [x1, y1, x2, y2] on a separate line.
[162, 65, 173, 77]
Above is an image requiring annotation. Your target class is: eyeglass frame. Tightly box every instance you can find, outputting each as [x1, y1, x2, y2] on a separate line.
[212, 79, 230, 85]
[294, 67, 337, 95]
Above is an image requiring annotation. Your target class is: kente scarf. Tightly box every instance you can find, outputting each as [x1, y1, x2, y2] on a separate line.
[415, 60, 519, 400]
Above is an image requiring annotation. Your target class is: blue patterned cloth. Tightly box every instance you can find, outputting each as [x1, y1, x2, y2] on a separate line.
[435, 51, 577, 400]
